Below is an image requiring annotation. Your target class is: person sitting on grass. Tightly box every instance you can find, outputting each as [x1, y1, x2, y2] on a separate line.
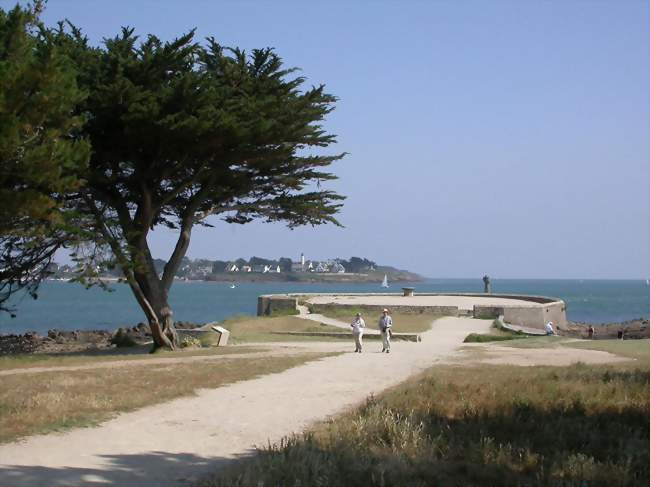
[350, 312, 365, 353]
[378, 308, 393, 353]
[545, 321, 555, 336]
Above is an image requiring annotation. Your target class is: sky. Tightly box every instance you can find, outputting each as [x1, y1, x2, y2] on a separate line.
[23, 0, 650, 279]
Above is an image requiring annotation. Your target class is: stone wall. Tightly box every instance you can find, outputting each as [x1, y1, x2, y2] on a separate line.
[473, 305, 505, 319]
[307, 302, 459, 317]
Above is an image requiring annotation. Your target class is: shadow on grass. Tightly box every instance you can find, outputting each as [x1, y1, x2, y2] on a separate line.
[204, 396, 650, 486]
[0, 450, 240, 487]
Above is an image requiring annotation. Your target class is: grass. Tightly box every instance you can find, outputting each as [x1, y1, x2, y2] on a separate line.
[314, 307, 440, 333]
[555, 339, 650, 361]
[0, 344, 263, 371]
[221, 315, 346, 343]
[201, 343, 650, 486]
[463, 333, 528, 343]
[463, 319, 530, 343]
[0, 351, 338, 444]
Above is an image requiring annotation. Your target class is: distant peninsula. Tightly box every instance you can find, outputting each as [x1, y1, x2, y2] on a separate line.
[49, 254, 423, 283]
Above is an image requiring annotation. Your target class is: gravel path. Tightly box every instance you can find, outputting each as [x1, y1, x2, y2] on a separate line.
[0, 317, 489, 486]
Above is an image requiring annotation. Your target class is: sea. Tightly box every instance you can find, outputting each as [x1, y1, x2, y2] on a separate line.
[0, 279, 648, 335]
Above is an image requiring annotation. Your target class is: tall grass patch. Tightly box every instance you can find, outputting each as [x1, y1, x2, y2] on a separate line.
[204, 359, 650, 486]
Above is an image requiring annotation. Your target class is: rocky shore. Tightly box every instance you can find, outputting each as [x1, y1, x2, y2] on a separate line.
[562, 318, 649, 339]
[0, 322, 200, 355]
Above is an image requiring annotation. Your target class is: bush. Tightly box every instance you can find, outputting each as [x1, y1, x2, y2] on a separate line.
[180, 336, 202, 348]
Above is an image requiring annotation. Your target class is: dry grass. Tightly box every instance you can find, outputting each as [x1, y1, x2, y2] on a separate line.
[203, 341, 650, 486]
[314, 307, 440, 333]
[0, 345, 263, 371]
[222, 315, 345, 343]
[0, 352, 338, 443]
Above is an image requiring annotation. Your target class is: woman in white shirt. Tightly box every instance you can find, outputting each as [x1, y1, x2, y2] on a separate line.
[350, 312, 365, 353]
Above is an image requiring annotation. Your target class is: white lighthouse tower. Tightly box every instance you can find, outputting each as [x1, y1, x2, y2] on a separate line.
[300, 252, 305, 271]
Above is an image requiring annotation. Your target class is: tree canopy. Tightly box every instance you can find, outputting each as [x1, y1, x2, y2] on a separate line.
[0, 2, 89, 313]
[45, 24, 345, 348]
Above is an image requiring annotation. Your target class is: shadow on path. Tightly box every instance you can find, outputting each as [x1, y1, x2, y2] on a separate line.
[0, 451, 240, 487]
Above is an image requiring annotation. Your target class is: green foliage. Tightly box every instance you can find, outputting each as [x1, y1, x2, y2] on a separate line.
[180, 336, 202, 348]
[464, 333, 528, 343]
[0, 1, 89, 312]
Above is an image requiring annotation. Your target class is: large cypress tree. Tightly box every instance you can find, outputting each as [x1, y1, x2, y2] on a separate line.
[52, 26, 345, 349]
[0, 2, 89, 314]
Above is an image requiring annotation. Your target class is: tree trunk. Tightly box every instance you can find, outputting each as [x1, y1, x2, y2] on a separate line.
[148, 302, 179, 351]
[129, 264, 181, 351]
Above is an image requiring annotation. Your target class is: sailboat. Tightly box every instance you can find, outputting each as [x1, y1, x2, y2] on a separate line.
[381, 274, 389, 288]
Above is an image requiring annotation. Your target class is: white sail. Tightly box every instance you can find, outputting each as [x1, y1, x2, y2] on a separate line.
[381, 274, 389, 288]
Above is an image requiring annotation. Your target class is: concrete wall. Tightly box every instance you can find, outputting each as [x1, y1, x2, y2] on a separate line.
[473, 305, 505, 319]
[308, 302, 459, 317]
[257, 293, 567, 331]
[500, 301, 567, 330]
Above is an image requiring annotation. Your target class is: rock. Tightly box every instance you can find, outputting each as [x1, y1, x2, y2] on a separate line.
[111, 327, 137, 347]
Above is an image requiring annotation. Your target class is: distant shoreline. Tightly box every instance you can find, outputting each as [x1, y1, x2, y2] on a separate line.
[47, 272, 424, 285]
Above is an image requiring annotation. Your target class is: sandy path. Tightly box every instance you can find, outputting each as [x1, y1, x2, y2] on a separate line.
[0, 317, 489, 487]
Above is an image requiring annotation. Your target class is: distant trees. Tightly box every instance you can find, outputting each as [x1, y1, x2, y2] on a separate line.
[0, 2, 89, 313]
[278, 257, 293, 273]
[338, 257, 376, 273]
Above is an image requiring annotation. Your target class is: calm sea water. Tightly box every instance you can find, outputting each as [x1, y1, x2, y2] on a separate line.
[0, 279, 648, 334]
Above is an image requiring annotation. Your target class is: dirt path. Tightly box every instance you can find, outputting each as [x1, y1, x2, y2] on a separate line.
[0, 317, 490, 486]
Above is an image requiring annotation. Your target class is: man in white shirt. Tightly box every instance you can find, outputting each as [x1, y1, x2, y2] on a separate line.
[378, 309, 393, 353]
[350, 312, 365, 353]
[545, 321, 555, 335]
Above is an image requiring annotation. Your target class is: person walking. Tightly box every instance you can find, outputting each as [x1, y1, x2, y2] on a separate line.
[378, 308, 393, 353]
[350, 312, 365, 353]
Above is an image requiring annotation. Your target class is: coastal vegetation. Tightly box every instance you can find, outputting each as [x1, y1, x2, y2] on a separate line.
[0, 350, 339, 443]
[47, 255, 422, 283]
[202, 340, 650, 486]
[0, 1, 345, 350]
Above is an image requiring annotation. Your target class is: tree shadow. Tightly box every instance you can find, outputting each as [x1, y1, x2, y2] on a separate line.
[205, 406, 650, 486]
[0, 450, 244, 487]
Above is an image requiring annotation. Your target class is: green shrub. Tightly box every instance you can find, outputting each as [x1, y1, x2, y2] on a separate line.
[180, 336, 202, 348]
[464, 333, 528, 343]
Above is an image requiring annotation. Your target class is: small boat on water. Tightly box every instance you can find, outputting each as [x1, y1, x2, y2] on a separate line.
[230, 283, 236, 289]
[381, 274, 389, 288]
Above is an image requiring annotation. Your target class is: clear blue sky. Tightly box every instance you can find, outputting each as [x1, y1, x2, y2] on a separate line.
[32, 0, 650, 279]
